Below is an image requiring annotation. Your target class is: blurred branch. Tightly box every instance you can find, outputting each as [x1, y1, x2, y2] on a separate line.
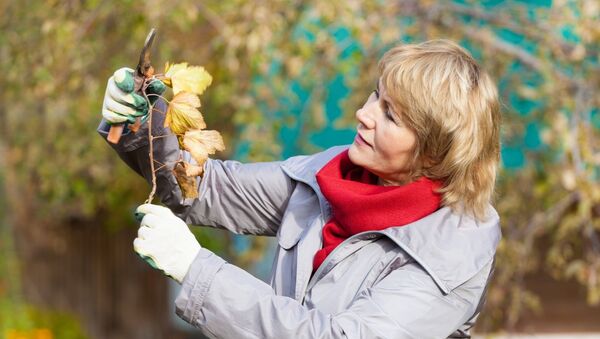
[585, 223, 600, 256]
[462, 29, 554, 76]
[504, 191, 580, 328]
[441, 2, 577, 56]
[525, 191, 580, 238]
[75, 0, 108, 40]
[196, 2, 227, 35]
[402, 0, 590, 88]
[571, 83, 591, 174]
[444, 19, 576, 87]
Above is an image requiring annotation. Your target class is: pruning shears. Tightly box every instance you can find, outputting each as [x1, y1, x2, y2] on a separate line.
[107, 28, 157, 144]
[135, 28, 157, 90]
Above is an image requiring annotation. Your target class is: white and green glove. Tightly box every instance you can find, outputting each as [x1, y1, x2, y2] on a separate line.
[133, 204, 200, 283]
[101, 67, 166, 125]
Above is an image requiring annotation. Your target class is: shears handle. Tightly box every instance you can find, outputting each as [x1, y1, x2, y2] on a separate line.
[107, 28, 156, 144]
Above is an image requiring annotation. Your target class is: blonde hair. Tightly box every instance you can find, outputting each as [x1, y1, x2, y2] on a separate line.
[378, 39, 501, 221]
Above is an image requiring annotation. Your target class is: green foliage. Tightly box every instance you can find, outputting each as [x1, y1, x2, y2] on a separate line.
[1, 305, 88, 339]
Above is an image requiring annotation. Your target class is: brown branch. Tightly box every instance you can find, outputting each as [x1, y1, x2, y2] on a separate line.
[154, 163, 167, 172]
[153, 159, 166, 167]
[152, 159, 181, 174]
[144, 85, 158, 204]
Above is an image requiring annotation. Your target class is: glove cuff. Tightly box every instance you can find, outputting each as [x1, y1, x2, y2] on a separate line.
[173, 243, 201, 284]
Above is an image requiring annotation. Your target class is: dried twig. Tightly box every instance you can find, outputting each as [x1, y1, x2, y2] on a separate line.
[143, 80, 158, 204]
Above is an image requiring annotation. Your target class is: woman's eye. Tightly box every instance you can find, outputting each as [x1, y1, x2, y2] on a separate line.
[370, 90, 379, 102]
[373, 90, 399, 124]
[380, 101, 395, 121]
[385, 110, 396, 122]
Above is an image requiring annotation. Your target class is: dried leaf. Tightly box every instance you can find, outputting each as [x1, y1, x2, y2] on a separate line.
[184, 162, 204, 177]
[164, 62, 213, 95]
[165, 92, 206, 135]
[182, 129, 225, 165]
[163, 62, 187, 87]
[172, 161, 198, 199]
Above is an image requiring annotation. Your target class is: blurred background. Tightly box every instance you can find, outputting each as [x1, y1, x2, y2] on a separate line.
[1, 0, 599, 338]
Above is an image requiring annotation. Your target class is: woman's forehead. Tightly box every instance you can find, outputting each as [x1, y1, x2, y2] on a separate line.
[376, 77, 388, 94]
[376, 77, 391, 98]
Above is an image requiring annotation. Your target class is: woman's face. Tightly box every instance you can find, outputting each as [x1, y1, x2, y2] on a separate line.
[348, 80, 417, 186]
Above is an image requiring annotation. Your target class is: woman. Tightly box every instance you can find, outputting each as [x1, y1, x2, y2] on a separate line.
[99, 39, 501, 338]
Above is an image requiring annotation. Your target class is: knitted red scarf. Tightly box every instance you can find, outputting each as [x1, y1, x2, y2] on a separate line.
[313, 150, 442, 272]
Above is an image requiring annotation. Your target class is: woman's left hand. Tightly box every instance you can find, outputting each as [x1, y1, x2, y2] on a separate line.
[133, 204, 200, 283]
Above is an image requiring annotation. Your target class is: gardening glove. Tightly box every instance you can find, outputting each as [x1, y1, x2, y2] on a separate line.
[133, 203, 200, 283]
[101, 67, 167, 125]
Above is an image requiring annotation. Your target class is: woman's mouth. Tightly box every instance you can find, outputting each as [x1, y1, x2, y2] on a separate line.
[354, 133, 371, 147]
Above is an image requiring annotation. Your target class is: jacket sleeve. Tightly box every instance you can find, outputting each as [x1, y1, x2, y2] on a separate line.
[97, 100, 296, 235]
[175, 249, 493, 339]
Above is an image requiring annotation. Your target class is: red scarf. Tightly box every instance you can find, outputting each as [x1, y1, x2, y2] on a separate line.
[313, 150, 442, 272]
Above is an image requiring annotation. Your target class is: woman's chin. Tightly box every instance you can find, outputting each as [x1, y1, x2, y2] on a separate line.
[347, 145, 362, 166]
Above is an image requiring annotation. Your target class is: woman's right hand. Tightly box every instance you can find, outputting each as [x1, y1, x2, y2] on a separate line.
[101, 67, 166, 125]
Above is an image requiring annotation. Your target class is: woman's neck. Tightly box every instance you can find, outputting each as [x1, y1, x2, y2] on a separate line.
[377, 176, 412, 187]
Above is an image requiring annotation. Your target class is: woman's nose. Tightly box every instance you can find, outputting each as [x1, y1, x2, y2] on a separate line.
[356, 106, 375, 129]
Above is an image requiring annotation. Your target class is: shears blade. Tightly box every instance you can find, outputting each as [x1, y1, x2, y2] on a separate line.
[137, 28, 156, 77]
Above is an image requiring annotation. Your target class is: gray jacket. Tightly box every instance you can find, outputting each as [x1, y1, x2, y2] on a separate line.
[99, 105, 501, 339]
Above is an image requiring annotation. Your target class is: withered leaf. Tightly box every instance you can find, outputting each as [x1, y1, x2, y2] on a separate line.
[184, 162, 204, 177]
[164, 62, 213, 95]
[165, 92, 206, 135]
[182, 129, 225, 165]
[172, 161, 198, 199]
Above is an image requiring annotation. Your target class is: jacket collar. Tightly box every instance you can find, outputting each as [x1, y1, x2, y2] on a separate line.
[280, 145, 502, 294]
[380, 206, 500, 293]
[280, 145, 349, 211]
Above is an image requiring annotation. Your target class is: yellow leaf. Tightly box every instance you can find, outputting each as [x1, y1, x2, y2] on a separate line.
[182, 129, 225, 165]
[164, 62, 212, 95]
[165, 61, 188, 75]
[166, 92, 206, 135]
